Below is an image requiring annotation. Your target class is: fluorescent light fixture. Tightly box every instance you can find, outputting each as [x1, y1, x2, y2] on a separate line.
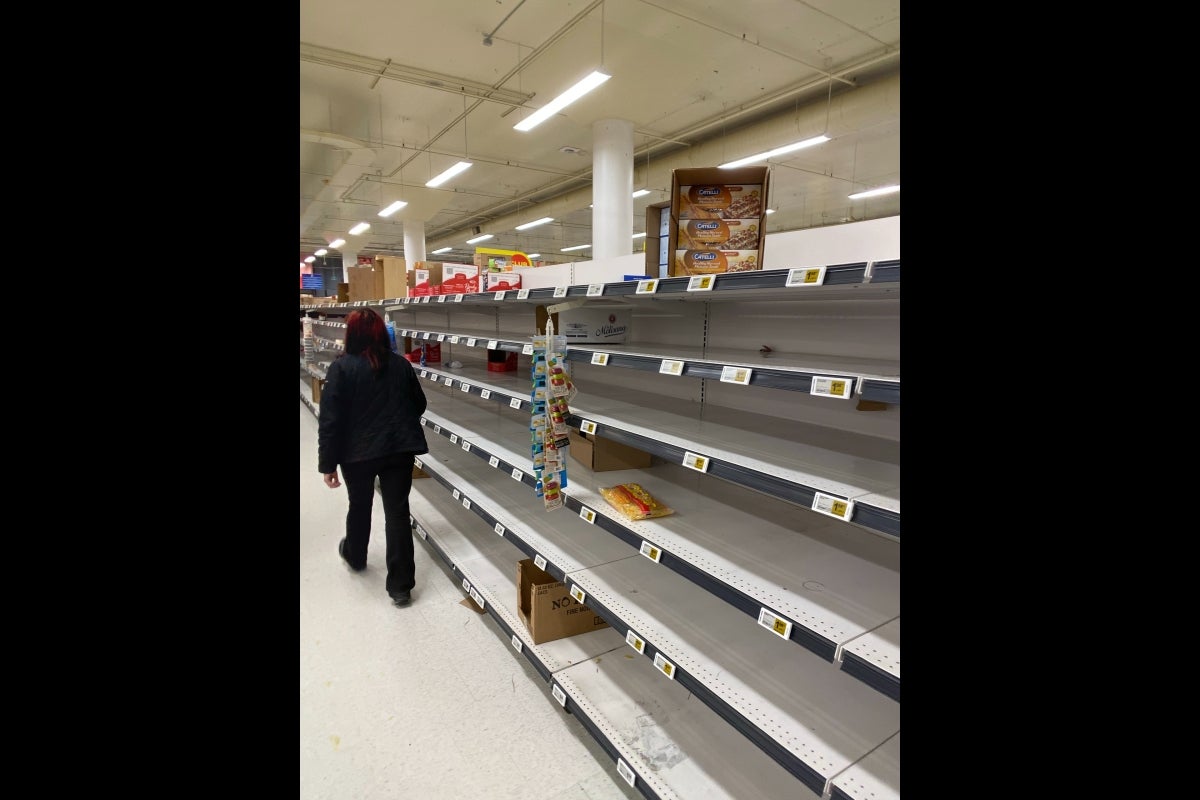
[765, 209, 775, 215]
[329, 238, 346, 249]
[425, 161, 472, 188]
[514, 70, 611, 132]
[378, 200, 408, 217]
[719, 135, 830, 169]
[561, 244, 592, 252]
[348, 222, 371, 236]
[527, 253, 540, 259]
[848, 184, 900, 200]
[632, 189, 651, 198]
[304, 256, 316, 263]
[515, 216, 554, 230]
[314, 248, 328, 256]
[466, 233, 494, 244]
[431, 247, 453, 255]
[632, 232, 646, 238]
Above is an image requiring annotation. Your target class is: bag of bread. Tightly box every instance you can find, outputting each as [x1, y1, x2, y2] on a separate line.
[599, 483, 674, 520]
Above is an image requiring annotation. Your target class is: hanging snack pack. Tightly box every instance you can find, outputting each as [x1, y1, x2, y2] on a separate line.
[530, 325, 574, 511]
[599, 483, 674, 521]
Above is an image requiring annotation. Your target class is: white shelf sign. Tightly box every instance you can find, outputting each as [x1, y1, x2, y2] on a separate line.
[551, 683, 567, 707]
[590, 352, 609, 366]
[758, 608, 794, 639]
[639, 541, 663, 563]
[416, 525, 427, 540]
[720, 365, 752, 385]
[653, 652, 677, 680]
[449, 336, 459, 344]
[469, 588, 485, 609]
[494, 522, 505, 536]
[488, 456, 500, 468]
[682, 451, 711, 472]
[509, 397, 523, 409]
[635, 279, 658, 295]
[810, 376, 853, 399]
[495, 291, 507, 301]
[444, 377, 454, 387]
[452, 488, 461, 500]
[460, 383, 471, 393]
[422, 332, 431, 339]
[579, 506, 596, 524]
[420, 418, 427, 426]
[511, 634, 523, 653]
[786, 266, 827, 287]
[449, 434, 459, 444]
[579, 419, 598, 435]
[553, 286, 568, 298]
[659, 359, 684, 376]
[616, 759, 636, 788]
[433, 425, 442, 434]
[462, 497, 471, 510]
[414, 459, 423, 469]
[570, 584, 586, 604]
[461, 441, 471, 453]
[467, 338, 477, 347]
[420, 370, 428, 378]
[517, 288, 530, 299]
[422, 296, 431, 303]
[487, 339, 499, 350]
[437, 334, 445, 342]
[812, 492, 856, 521]
[462, 577, 471, 592]
[480, 389, 492, 400]
[687, 275, 715, 292]
[401, 330, 410, 337]
[522, 343, 535, 355]
[429, 374, 439, 382]
[437, 295, 446, 303]
[454, 294, 464, 303]
[625, 629, 645, 654]
[512, 468, 524, 482]
[586, 283, 604, 297]
[534, 554, 547, 571]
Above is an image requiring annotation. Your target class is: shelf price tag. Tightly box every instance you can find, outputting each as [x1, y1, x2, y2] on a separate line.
[461, 383, 471, 392]
[758, 608, 794, 639]
[494, 291, 507, 301]
[487, 339, 499, 350]
[569, 584, 587, 603]
[682, 451, 710, 472]
[494, 522, 505, 537]
[452, 489, 460, 500]
[429, 374, 439, 382]
[422, 332, 431, 339]
[488, 456, 500, 468]
[786, 267, 827, 287]
[419, 418, 427, 426]
[659, 359, 684, 376]
[480, 389, 492, 400]
[639, 541, 662, 563]
[449, 336, 459, 344]
[553, 286, 568, 298]
[687, 275, 715, 291]
[467, 338, 477, 347]
[625, 629, 646, 654]
[403, 298, 411, 304]
[579, 506, 596, 524]
[720, 365, 752, 385]
[422, 296, 431, 303]
[433, 425, 442, 434]
[579, 419, 598, 435]
[461, 440, 471, 452]
[437, 295, 446, 303]
[616, 759, 636, 788]
[444, 377, 454, 387]
[810, 376, 853, 399]
[469, 587, 485, 609]
[401, 330, 409, 337]
[437, 334, 445, 342]
[512, 468, 524, 482]
[420, 370, 428, 378]
[509, 397, 523, 409]
[454, 294, 464, 303]
[635, 279, 658, 295]
[653, 652, 677, 680]
[416, 525, 427, 540]
[462, 577, 470, 592]
[534, 554, 547, 571]
[590, 352, 610, 366]
[522, 343, 535, 355]
[517, 288, 530, 299]
[812, 492, 856, 521]
[551, 683, 567, 707]
[414, 459, 423, 469]
[511, 634, 523, 653]
[586, 283, 604, 297]
[462, 497, 471, 510]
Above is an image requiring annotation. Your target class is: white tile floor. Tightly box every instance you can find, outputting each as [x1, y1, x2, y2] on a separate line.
[300, 403, 642, 800]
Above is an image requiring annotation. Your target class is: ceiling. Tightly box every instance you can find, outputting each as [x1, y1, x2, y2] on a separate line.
[299, 0, 900, 268]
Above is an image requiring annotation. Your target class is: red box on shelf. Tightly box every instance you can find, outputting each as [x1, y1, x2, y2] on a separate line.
[487, 349, 518, 372]
[406, 342, 441, 364]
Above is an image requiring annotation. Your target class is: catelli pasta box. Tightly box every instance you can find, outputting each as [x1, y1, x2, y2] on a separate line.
[669, 166, 769, 277]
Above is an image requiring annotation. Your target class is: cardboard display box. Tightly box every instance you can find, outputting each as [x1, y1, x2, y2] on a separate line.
[439, 264, 479, 295]
[409, 262, 445, 296]
[535, 305, 631, 344]
[373, 256, 408, 300]
[347, 264, 386, 302]
[310, 375, 325, 403]
[486, 272, 521, 292]
[668, 166, 769, 277]
[567, 429, 653, 472]
[517, 559, 611, 644]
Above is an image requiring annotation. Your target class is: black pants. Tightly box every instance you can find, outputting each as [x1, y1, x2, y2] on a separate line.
[340, 452, 416, 595]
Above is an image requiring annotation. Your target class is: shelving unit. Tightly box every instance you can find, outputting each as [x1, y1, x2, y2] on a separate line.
[298, 224, 901, 799]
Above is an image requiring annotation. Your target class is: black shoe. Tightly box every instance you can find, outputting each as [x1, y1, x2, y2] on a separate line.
[389, 591, 412, 607]
[338, 538, 365, 572]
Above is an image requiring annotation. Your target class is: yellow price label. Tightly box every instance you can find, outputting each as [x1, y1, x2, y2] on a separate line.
[773, 619, 789, 635]
[831, 381, 846, 396]
[831, 500, 848, 517]
[804, 269, 821, 283]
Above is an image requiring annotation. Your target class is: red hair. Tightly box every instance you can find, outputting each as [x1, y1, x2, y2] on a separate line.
[343, 308, 390, 372]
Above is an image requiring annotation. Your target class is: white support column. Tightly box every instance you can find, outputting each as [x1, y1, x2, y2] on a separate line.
[404, 221, 426, 264]
[340, 249, 358, 282]
[592, 118, 634, 260]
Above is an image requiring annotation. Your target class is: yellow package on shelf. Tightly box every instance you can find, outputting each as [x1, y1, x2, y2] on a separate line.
[599, 483, 674, 521]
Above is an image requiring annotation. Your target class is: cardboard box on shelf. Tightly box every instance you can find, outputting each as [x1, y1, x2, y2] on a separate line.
[668, 166, 769, 277]
[677, 218, 763, 250]
[374, 256, 408, 299]
[439, 264, 479, 295]
[674, 249, 762, 274]
[409, 262, 444, 296]
[486, 272, 521, 292]
[486, 349, 518, 372]
[517, 559, 611, 645]
[535, 306, 631, 344]
[347, 264, 386, 302]
[412, 463, 429, 479]
[310, 375, 325, 403]
[567, 429, 653, 472]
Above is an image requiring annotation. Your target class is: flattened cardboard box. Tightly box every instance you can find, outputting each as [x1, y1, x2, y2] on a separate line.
[517, 559, 610, 644]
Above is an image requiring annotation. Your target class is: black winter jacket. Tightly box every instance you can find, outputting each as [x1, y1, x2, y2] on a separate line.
[317, 351, 429, 474]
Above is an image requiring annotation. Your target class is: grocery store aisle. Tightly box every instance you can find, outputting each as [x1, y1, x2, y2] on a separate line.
[300, 402, 639, 800]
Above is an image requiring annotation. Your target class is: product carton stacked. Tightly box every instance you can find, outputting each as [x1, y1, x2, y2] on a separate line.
[408, 261, 444, 296]
[668, 166, 770, 277]
[439, 263, 479, 295]
[347, 264, 386, 302]
[373, 255, 408, 300]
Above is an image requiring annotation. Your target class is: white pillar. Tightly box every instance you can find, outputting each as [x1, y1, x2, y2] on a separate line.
[404, 221, 426, 264]
[340, 249, 358, 282]
[592, 118, 634, 260]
